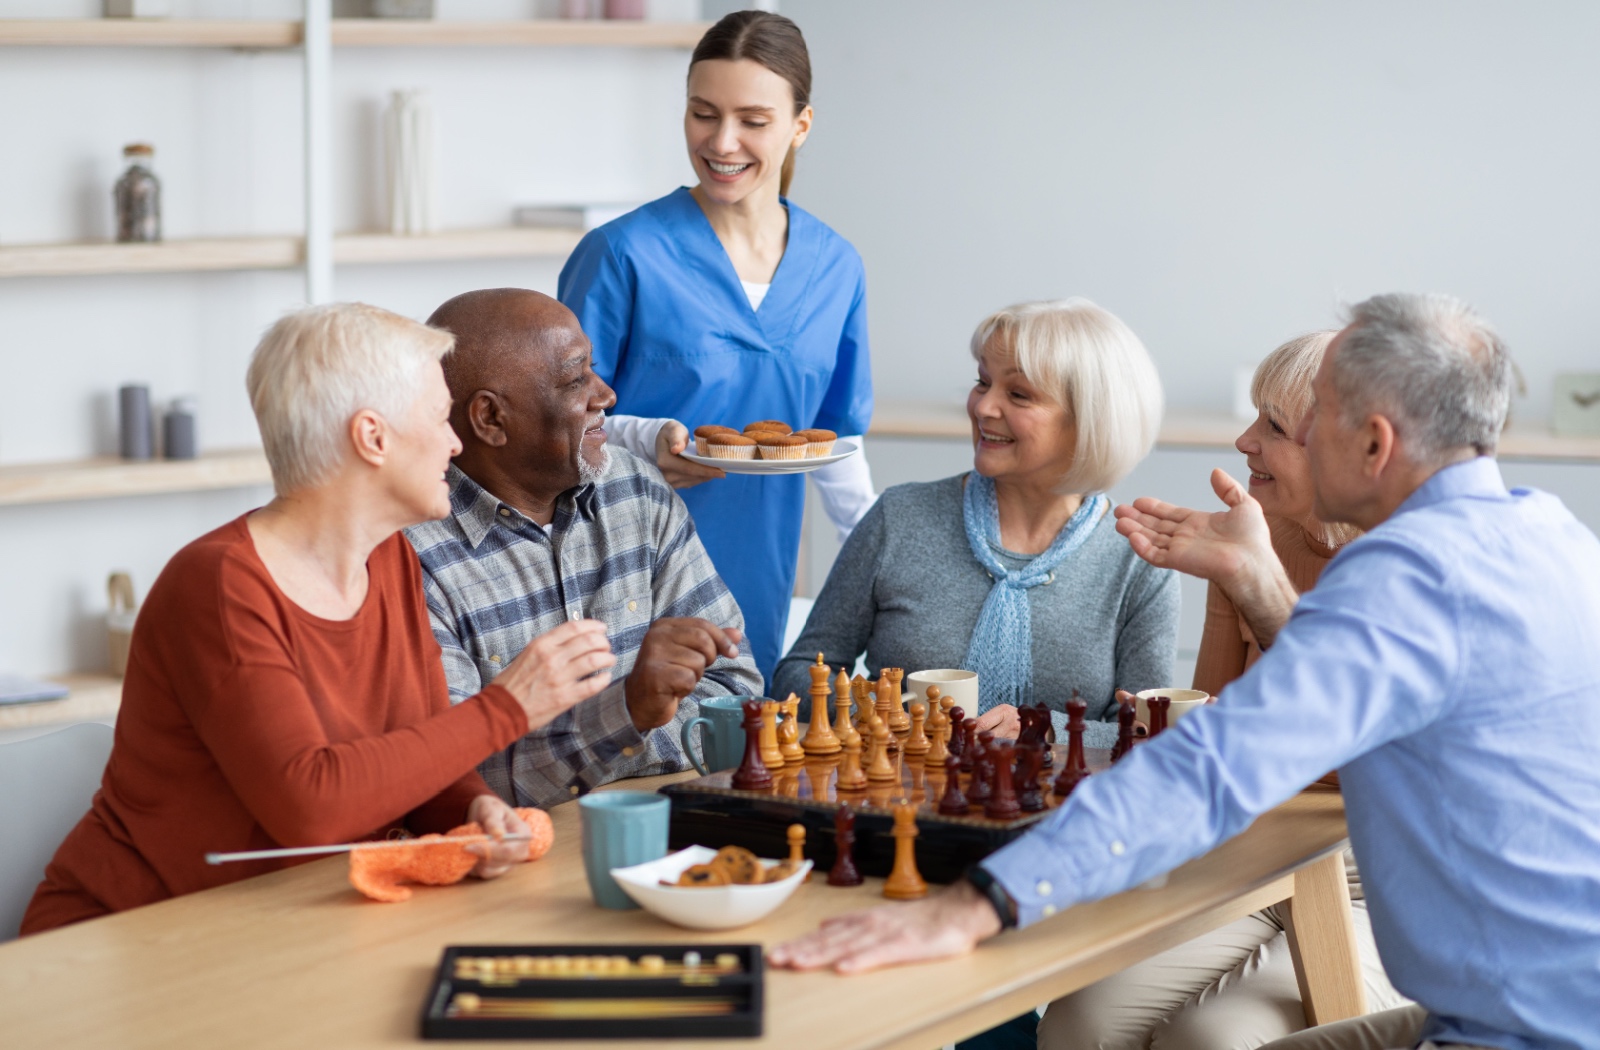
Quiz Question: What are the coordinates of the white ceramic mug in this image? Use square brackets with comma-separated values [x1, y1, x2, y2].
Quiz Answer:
[905, 669, 980, 714]
[1134, 688, 1212, 727]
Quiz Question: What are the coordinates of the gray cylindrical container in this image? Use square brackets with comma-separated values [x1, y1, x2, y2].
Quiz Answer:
[163, 397, 197, 460]
[119, 384, 153, 460]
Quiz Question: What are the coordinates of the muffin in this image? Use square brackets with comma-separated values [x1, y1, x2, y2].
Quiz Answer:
[705, 433, 758, 460]
[756, 433, 809, 460]
[693, 424, 739, 456]
[743, 420, 793, 436]
[794, 428, 838, 457]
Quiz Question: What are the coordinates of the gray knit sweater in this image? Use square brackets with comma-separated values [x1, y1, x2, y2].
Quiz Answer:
[772, 475, 1179, 747]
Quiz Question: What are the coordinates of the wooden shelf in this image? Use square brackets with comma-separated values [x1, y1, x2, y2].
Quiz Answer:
[0, 19, 706, 49]
[0, 228, 584, 279]
[0, 674, 121, 732]
[869, 400, 1600, 463]
[0, 449, 271, 507]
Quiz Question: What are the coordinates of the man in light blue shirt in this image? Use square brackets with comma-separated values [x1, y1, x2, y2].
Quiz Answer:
[772, 293, 1600, 1050]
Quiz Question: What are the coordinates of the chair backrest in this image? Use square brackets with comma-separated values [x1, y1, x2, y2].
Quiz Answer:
[0, 722, 114, 940]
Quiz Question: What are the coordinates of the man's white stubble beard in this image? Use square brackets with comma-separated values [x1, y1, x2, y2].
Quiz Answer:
[577, 445, 611, 486]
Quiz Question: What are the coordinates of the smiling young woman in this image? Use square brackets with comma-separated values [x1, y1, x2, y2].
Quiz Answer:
[558, 11, 876, 683]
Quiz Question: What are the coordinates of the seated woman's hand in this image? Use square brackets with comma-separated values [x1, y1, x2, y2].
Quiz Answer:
[973, 704, 1021, 741]
[495, 619, 618, 732]
[655, 420, 726, 489]
[463, 795, 531, 880]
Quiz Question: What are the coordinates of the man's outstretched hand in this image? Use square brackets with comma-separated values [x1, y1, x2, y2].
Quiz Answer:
[768, 880, 1002, 975]
[1114, 468, 1299, 649]
[625, 618, 742, 732]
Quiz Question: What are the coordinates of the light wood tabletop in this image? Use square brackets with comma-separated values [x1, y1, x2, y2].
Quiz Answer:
[0, 775, 1358, 1050]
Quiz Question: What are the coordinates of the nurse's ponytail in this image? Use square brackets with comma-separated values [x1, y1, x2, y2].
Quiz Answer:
[690, 11, 812, 199]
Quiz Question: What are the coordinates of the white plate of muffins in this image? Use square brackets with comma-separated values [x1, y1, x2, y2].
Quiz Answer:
[680, 421, 859, 474]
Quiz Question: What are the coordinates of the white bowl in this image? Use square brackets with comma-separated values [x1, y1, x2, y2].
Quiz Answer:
[609, 846, 813, 931]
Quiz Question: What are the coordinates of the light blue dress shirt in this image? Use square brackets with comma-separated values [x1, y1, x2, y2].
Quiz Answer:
[982, 458, 1600, 1050]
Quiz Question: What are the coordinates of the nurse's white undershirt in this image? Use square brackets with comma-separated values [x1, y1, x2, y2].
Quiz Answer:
[602, 413, 878, 544]
[740, 280, 771, 312]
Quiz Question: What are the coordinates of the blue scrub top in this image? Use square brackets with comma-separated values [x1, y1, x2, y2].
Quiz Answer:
[559, 187, 873, 683]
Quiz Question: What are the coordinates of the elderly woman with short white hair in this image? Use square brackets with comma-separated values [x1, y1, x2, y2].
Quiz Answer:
[23, 303, 616, 935]
[772, 298, 1178, 742]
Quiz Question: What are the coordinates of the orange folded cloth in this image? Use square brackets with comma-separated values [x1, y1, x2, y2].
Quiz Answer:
[349, 808, 555, 903]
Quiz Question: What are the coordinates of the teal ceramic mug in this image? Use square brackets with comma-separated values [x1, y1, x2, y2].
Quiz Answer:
[578, 791, 670, 910]
[679, 695, 761, 776]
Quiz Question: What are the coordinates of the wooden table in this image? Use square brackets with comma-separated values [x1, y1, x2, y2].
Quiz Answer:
[0, 776, 1361, 1049]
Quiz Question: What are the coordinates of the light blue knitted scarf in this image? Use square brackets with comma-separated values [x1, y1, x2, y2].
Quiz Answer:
[960, 473, 1109, 713]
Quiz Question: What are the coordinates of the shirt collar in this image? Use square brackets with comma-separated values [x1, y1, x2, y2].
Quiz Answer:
[446, 465, 599, 550]
[1393, 456, 1508, 518]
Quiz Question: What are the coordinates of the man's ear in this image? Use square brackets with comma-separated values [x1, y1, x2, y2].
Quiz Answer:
[1363, 414, 1398, 479]
[349, 408, 389, 469]
[467, 390, 510, 448]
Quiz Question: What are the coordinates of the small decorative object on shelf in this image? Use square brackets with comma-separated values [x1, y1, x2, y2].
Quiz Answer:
[104, 0, 172, 17]
[561, 0, 601, 16]
[369, 0, 434, 17]
[163, 397, 197, 460]
[108, 572, 139, 678]
[386, 90, 435, 236]
[604, 0, 645, 18]
[1553, 374, 1600, 437]
[114, 144, 161, 244]
[119, 383, 153, 460]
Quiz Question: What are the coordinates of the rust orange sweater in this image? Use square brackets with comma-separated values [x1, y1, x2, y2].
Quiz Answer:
[21, 517, 528, 935]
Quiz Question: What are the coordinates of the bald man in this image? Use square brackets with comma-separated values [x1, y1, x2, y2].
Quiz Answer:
[405, 289, 763, 808]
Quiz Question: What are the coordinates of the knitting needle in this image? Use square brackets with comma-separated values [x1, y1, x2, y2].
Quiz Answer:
[205, 833, 533, 865]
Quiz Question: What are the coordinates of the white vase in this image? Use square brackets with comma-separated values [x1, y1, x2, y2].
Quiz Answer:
[386, 90, 435, 236]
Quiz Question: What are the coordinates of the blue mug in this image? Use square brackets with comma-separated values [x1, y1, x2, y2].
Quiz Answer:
[680, 695, 763, 776]
[579, 791, 670, 910]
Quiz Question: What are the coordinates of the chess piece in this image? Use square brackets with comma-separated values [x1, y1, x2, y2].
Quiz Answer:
[985, 743, 1022, 820]
[827, 804, 863, 887]
[882, 668, 911, 733]
[786, 823, 809, 879]
[937, 753, 970, 815]
[957, 716, 977, 773]
[802, 653, 841, 755]
[904, 702, 931, 755]
[1034, 702, 1055, 768]
[1053, 694, 1091, 798]
[834, 669, 860, 750]
[873, 678, 891, 729]
[882, 801, 928, 899]
[1015, 743, 1045, 812]
[1149, 695, 1171, 738]
[923, 705, 950, 770]
[758, 699, 784, 769]
[731, 699, 773, 790]
[866, 721, 898, 782]
[835, 734, 869, 791]
[777, 693, 805, 764]
[1111, 697, 1136, 762]
[967, 730, 993, 806]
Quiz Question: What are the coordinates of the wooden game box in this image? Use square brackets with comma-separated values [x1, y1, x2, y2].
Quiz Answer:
[420, 943, 763, 1040]
[662, 743, 1113, 884]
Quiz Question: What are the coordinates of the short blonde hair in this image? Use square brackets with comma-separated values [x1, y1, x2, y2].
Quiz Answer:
[1251, 331, 1337, 432]
[970, 298, 1163, 493]
[246, 302, 453, 495]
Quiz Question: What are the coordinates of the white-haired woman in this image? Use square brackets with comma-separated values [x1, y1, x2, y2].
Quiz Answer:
[772, 299, 1177, 743]
[1036, 332, 1410, 1050]
[22, 304, 615, 935]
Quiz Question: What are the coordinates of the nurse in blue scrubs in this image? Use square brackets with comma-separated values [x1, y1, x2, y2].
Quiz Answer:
[559, 11, 875, 682]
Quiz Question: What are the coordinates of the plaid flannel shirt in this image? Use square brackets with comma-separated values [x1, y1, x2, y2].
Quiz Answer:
[404, 451, 762, 808]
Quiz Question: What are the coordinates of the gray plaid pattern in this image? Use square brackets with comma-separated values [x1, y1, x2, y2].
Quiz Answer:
[405, 450, 762, 808]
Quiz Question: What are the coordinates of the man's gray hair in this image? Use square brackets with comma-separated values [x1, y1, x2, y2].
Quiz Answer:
[1333, 293, 1513, 465]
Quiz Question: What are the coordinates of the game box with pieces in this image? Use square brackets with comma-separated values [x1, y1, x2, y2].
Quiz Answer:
[420, 943, 763, 1040]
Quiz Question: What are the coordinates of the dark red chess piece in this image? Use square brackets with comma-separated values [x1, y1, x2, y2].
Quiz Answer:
[731, 699, 773, 790]
[947, 707, 967, 762]
[1031, 703, 1054, 769]
[1015, 743, 1045, 812]
[967, 730, 994, 805]
[1111, 697, 1136, 762]
[1052, 695, 1091, 798]
[937, 753, 970, 815]
[958, 719, 979, 774]
[984, 743, 1022, 820]
[1149, 695, 1171, 738]
[827, 804, 863, 887]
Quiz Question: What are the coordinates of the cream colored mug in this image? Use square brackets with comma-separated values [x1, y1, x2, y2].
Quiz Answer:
[905, 669, 980, 714]
[1134, 688, 1212, 728]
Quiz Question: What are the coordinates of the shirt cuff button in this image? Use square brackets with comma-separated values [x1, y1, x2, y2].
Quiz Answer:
[1035, 880, 1052, 897]
[1110, 840, 1126, 856]
[1042, 904, 1058, 918]
[569, 785, 581, 796]
[622, 746, 635, 757]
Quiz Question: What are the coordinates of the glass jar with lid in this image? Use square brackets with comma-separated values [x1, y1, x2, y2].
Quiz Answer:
[114, 143, 161, 243]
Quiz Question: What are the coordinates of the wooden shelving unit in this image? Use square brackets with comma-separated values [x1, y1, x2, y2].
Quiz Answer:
[0, 18, 707, 49]
[869, 400, 1600, 464]
[0, 449, 270, 508]
[334, 226, 583, 265]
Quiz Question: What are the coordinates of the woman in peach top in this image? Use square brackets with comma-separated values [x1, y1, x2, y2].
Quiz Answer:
[1038, 333, 1412, 1050]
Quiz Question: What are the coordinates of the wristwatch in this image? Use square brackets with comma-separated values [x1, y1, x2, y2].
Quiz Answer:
[963, 864, 1019, 930]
